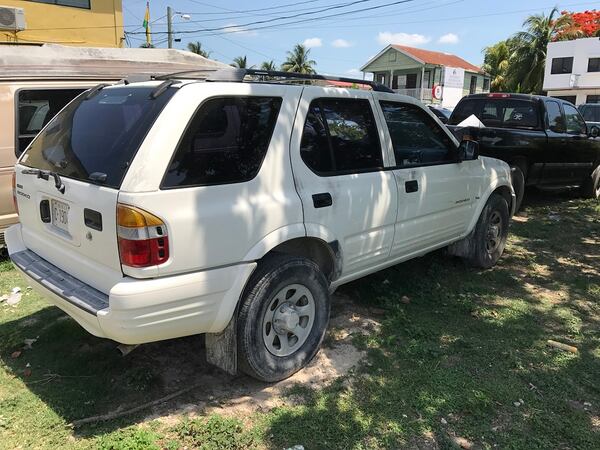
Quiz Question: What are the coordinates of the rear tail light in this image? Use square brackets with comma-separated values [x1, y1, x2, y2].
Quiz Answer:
[117, 204, 169, 268]
[487, 93, 510, 98]
[12, 171, 18, 214]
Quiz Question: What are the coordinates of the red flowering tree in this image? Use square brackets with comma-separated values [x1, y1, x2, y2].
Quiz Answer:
[554, 9, 600, 40]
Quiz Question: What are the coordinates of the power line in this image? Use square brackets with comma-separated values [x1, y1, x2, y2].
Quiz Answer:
[179, 0, 326, 15]
[129, 0, 379, 35]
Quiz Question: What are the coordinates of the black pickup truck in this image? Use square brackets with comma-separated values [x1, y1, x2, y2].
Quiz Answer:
[447, 93, 600, 210]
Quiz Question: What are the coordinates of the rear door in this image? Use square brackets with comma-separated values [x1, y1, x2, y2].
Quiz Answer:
[290, 87, 397, 277]
[15, 84, 175, 293]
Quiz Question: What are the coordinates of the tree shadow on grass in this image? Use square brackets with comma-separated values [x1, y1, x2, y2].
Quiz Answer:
[264, 192, 600, 449]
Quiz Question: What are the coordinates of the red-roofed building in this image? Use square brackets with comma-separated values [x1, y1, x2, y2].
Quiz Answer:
[360, 44, 490, 108]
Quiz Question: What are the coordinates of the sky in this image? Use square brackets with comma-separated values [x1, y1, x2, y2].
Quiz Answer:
[122, 0, 598, 78]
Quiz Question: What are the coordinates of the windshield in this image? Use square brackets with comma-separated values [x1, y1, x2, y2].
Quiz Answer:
[20, 85, 176, 189]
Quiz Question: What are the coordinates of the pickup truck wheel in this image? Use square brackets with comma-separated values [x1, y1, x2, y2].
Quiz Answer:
[468, 193, 509, 269]
[581, 166, 600, 199]
[510, 165, 526, 212]
[237, 254, 330, 382]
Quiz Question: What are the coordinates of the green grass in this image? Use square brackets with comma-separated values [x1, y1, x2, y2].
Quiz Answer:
[1, 191, 599, 449]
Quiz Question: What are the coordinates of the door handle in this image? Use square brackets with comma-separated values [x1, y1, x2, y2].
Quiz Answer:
[312, 192, 333, 208]
[405, 180, 419, 193]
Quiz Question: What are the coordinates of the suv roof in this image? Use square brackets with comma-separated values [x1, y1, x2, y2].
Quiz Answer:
[128, 67, 394, 94]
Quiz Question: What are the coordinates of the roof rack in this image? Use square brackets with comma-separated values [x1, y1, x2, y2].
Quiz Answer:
[155, 67, 394, 93]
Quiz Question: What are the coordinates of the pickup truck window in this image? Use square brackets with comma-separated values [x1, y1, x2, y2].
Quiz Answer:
[563, 104, 587, 135]
[451, 98, 539, 129]
[546, 101, 565, 132]
[300, 98, 383, 175]
[380, 101, 455, 167]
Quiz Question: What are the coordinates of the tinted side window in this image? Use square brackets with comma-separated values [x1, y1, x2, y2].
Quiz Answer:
[300, 98, 383, 175]
[563, 104, 587, 135]
[162, 96, 282, 188]
[380, 101, 455, 167]
[580, 105, 600, 122]
[546, 101, 565, 132]
[16, 89, 85, 156]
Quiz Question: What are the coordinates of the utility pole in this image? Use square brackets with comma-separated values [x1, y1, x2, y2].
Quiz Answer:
[167, 6, 173, 49]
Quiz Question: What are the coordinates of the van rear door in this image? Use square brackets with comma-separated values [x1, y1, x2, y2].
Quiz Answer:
[14, 84, 176, 293]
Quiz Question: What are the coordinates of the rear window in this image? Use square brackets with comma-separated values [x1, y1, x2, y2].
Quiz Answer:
[162, 96, 282, 188]
[21, 86, 175, 189]
[449, 98, 540, 129]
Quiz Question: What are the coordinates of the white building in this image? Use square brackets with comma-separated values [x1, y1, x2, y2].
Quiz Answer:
[543, 37, 600, 105]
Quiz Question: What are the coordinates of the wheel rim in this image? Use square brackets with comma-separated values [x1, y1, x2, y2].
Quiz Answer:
[485, 210, 503, 254]
[262, 283, 316, 357]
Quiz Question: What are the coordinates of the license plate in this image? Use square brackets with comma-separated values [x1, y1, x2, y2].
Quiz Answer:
[51, 199, 70, 233]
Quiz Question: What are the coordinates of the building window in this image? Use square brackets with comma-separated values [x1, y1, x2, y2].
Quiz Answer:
[550, 57, 574, 74]
[389, 51, 396, 62]
[27, 0, 91, 9]
[469, 75, 477, 94]
[588, 58, 600, 73]
[405, 73, 417, 89]
[483, 78, 490, 91]
[586, 95, 600, 104]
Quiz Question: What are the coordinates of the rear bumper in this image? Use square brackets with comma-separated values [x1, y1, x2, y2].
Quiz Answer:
[6, 224, 256, 344]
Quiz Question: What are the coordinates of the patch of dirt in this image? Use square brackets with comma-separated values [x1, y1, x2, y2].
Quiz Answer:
[138, 294, 377, 423]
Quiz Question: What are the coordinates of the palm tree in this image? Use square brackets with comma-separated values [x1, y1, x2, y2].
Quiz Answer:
[260, 60, 277, 71]
[482, 40, 512, 92]
[281, 44, 316, 74]
[187, 41, 211, 58]
[509, 8, 574, 93]
[231, 55, 250, 69]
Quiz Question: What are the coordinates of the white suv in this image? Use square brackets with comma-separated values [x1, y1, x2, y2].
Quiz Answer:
[7, 70, 515, 382]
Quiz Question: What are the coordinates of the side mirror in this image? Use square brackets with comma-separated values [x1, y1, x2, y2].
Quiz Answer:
[590, 126, 599, 138]
[457, 139, 479, 162]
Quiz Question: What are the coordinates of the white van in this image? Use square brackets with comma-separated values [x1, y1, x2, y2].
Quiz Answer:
[0, 44, 227, 247]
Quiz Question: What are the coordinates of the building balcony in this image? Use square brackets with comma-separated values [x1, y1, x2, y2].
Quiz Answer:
[393, 87, 433, 102]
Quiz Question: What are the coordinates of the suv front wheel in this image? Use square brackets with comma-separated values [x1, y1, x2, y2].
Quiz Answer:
[237, 254, 331, 382]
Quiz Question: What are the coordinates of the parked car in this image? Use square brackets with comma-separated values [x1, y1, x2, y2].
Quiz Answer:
[447, 93, 600, 210]
[7, 70, 515, 382]
[0, 44, 227, 250]
[579, 103, 600, 137]
[427, 105, 452, 124]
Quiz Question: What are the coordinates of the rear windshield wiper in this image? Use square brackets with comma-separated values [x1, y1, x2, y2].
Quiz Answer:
[21, 168, 65, 194]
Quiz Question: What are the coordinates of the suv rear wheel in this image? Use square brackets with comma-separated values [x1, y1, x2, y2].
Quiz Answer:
[467, 193, 510, 269]
[237, 254, 331, 382]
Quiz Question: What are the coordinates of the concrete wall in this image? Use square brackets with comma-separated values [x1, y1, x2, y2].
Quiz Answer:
[0, 0, 124, 47]
[543, 37, 600, 104]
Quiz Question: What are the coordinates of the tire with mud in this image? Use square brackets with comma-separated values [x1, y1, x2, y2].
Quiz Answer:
[466, 193, 510, 269]
[237, 254, 331, 382]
